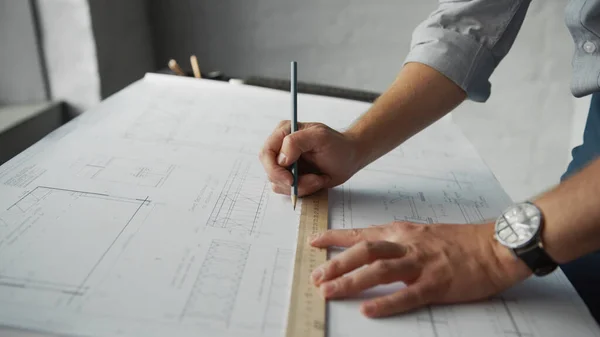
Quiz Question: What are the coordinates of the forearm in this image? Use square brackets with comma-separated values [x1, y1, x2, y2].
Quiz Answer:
[345, 62, 466, 169]
[535, 157, 600, 263]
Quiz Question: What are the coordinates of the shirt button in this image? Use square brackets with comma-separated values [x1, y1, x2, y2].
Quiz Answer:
[583, 41, 596, 54]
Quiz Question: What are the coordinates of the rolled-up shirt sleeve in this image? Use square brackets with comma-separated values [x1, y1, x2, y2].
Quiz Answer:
[404, 0, 532, 102]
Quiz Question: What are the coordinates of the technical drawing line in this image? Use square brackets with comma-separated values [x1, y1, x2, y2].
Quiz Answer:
[0, 281, 84, 296]
[250, 182, 268, 235]
[427, 306, 440, 337]
[37, 186, 110, 197]
[330, 186, 348, 229]
[207, 165, 239, 227]
[501, 296, 526, 337]
[69, 196, 149, 303]
[364, 168, 466, 185]
[78, 157, 176, 188]
[1, 217, 33, 251]
[179, 240, 250, 325]
[261, 254, 279, 333]
[429, 204, 439, 223]
[261, 248, 293, 333]
[6, 188, 36, 211]
[475, 206, 485, 222]
[206, 160, 268, 235]
[457, 201, 469, 224]
[451, 172, 462, 190]
[0, 275, 88, 289]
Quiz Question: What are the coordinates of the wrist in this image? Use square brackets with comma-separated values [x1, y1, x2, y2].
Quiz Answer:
[486, 222, 533, 281]
[343, 127, 374, 171]
[533, 197, 575, 264]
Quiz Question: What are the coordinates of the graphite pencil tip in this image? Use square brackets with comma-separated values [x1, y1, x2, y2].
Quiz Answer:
[291, 195, 297, 210]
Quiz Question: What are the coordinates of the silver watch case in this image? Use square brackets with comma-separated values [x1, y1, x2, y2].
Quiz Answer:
[494, 202, 542, 249]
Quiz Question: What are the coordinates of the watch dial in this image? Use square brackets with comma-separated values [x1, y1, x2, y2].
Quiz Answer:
[495, 203, 541, 248]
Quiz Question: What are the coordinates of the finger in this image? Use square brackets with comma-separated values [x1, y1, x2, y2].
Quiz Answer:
[271, 183, 290, 195]
[320, 257, 420, 299]
[271, 174, 330, 196]
[360, 283, 430, 318]
[278, 128, 322, 167]
[297, 174, 331, 197]
[259, 121, 293, 185]
[309, 227, 386, 248]
[311, 241, 406, 286]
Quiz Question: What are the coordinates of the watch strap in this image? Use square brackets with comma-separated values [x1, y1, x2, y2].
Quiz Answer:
[516, 244, 558, 276]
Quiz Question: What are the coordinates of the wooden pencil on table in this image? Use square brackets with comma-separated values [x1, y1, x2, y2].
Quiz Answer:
[168, 59, 185, 76]
[190, 55, 202, 79]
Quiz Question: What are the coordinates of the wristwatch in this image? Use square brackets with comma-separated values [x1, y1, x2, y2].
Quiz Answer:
[493, 202, 558, 276]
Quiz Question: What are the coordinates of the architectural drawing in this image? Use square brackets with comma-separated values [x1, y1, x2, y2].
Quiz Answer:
[0, 186, 148, 303]
[180, 240, 250, 325]
[125, 103, 192, 143]
[262, 248, 293, 334]
[123, 91, 273, 155]
[330, 169, 498, 230]
[74, 155, 175, 188]
[0, 74, 598, 337]
[207, 159, 269, 236]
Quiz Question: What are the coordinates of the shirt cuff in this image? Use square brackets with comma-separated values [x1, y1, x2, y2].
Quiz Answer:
[403, 27, 497, 103]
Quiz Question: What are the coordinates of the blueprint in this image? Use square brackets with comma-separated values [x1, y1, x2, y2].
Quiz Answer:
[0, 73, 598, 337]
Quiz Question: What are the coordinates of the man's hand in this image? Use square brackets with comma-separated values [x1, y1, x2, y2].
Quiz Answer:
[259, 121, 363, 196]
[309, 222, 532, 318]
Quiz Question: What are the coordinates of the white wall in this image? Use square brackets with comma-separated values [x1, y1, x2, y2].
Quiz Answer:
[34, 0, 155, 115]
[36, 0, 101, 114]
[452, 1, 575, 201]
[0, 0, 48, 104]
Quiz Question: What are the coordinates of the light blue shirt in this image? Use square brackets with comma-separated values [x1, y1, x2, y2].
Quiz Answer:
[404, 0, 600, 102]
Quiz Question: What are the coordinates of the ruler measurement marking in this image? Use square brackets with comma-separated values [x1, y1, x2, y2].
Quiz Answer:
[285, 189, 328, 337]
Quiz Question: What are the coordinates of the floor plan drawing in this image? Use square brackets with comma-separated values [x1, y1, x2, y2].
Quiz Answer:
[0, 186, 149, 306]
[0, 74, 598, 337]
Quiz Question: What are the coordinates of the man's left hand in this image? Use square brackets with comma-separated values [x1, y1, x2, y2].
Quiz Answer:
[309, 221, 532, 318]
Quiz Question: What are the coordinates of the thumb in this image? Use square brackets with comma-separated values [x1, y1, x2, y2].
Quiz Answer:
[277, 129, 321, 166]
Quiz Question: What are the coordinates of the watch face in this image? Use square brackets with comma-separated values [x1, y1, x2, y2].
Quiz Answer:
[494, 202, 541, 249]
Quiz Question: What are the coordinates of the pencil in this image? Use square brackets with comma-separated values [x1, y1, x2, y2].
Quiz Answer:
[290, 61, 298, 210]
[190, 55, 202, 79]
[168, 59, 185, 76]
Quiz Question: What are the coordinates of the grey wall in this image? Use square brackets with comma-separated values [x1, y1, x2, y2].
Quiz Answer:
[88, 0, 155, 98]
[149, 0, 430, 91]
[0, 0, 48, 105]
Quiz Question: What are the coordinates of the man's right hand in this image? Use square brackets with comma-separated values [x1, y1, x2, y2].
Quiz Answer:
[259, 121, 363, 197]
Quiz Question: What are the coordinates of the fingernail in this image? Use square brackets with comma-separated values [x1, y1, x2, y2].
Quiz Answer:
[308, 233, 319, 243]
[311, 268, 324, 283]
[277, 153, 287, 165]
[320, 282, 336, 297]
[362, 303, 376, 316]
[314, 178, 323, 187]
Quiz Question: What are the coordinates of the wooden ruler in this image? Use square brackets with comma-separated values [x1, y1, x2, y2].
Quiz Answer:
[285, 189, 328, 337]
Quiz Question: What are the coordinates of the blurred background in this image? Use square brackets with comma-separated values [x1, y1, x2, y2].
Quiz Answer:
[0, 0, 587, 202]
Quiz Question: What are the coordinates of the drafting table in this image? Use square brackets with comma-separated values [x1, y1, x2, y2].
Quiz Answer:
[0, 74, 598, 337]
